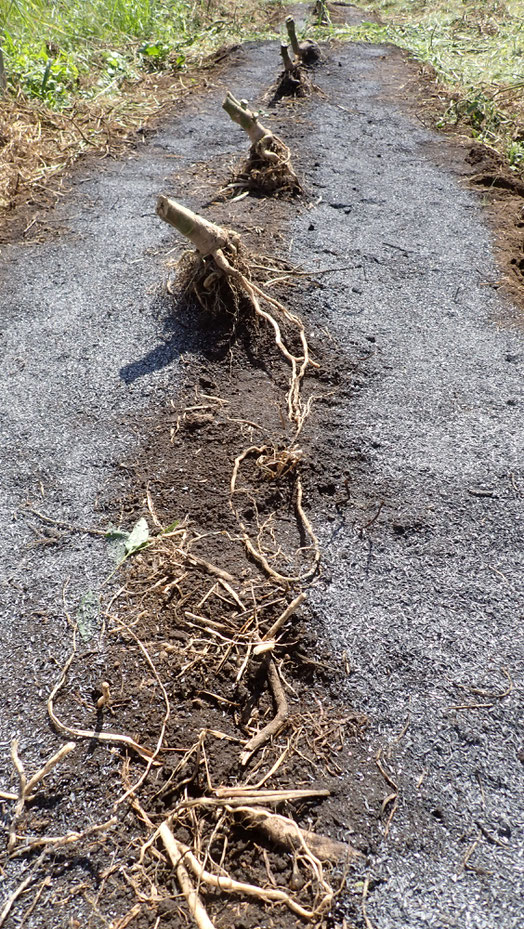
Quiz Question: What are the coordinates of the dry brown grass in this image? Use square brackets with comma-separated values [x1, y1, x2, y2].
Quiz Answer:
[0, 69, 198, 238]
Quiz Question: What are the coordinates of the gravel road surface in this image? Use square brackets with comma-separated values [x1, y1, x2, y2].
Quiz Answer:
[0, 31, 522, 929]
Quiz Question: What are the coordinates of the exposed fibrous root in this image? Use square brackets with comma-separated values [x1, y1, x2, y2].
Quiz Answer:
[157, 196, 315, 430]
[6, 739, 77, 851]
[222, 91, 301, 196]
[264, 591, 306, 640]
[230, 444, 302, 495]
[285, 16, 322, 66]
[231, 446, 321, 584]
[47, 649, 156, 763]
[159, 823, 333, 921]
[0, 818, 117, 927]
[159, 827, 217, 929]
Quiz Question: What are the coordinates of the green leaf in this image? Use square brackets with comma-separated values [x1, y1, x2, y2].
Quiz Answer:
[105, 518, 150, 564]
[124, 517, 150, 555]
[105, 528, 129, 541]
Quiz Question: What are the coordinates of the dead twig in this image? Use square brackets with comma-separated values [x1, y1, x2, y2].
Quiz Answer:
[240, 658, 289, 765]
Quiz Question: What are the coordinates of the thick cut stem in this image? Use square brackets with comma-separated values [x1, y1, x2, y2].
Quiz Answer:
[280, 43, 294, 73]
[222, 91, 269, 146]
[285, 15, 321, 65]
[156, 196, 230, 256]
[285, 16, 301, 58]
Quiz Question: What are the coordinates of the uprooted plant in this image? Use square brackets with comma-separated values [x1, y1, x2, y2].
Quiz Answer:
[285, 15, 322, 66]
[267, 43, 314, 103]
[313, 0, 332, 27]
[156, 195, 314, 433]
[1, 508, 364, 929]
[222, 90, 301, 195]
[0, 163, 366, 926]
[114, 519, 364, 926]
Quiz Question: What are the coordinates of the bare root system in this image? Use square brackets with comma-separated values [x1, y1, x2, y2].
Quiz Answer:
[0, 174, 359, 925]
[240, 135, 302, 196]
[1, 503, 365, 927]
[177, 241, 315, 434]
[266, 66, 314, 105]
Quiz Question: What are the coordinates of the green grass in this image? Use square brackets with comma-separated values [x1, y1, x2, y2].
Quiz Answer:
[312, 0, 524, 171]
[0, 0, 278, 106]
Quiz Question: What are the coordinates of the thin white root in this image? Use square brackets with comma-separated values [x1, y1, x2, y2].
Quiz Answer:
[214, 787, 330, 801]
[240, 529, 298, 586]
[160, 823, 216, 929]
[185, 552, 238, 585]
[24, 742, 76, 798]
[0, 856, 44, 928]
[8, 740, 27, 852]
[47, 652, 155, 762]
[11, 816, 117, 857]
[172, 789, 331, 815]
[264, 592, 306, 640]
[230, 445, 267, 495]
[296, 475, 321, 572]
[7, 741, 76, 852]
[159, 824, 325, 920]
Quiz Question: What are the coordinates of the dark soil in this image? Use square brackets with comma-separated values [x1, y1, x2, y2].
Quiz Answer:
[0, 8, 522, 929]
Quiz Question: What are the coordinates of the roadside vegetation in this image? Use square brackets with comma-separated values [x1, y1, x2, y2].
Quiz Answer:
[1, 0, 523, 233]
[319, 0, 524, 174]
[0, 0, 276, 223]
[0, 0, 278, 106]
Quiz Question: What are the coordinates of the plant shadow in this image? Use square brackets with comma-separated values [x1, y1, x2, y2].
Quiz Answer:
[119, 287, 275, 384]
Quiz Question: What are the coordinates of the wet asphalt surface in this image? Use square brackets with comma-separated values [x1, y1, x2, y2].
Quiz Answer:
[0, 29, 522, 929]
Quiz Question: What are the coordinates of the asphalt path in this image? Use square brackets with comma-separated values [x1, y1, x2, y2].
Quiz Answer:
[0, 35, 522, 929]
[293, 42, 523, 929]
